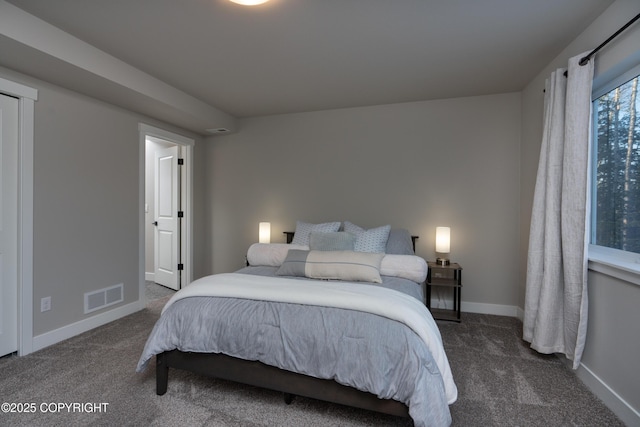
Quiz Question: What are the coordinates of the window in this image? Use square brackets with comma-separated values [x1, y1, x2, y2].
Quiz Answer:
[591, 71, 640, 254]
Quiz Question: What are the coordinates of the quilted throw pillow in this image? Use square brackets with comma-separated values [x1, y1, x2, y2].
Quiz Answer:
[343, 221, 391, 253]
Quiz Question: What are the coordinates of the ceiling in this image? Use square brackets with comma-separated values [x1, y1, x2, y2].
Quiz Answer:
[2, 0, 614, 123]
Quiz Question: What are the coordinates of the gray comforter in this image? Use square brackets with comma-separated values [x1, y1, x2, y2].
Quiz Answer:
[137, 268, 452, 427]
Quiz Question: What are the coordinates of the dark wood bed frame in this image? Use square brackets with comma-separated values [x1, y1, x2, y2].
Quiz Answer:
[156, 350, 409, 417]
[155, 231, 420, 420]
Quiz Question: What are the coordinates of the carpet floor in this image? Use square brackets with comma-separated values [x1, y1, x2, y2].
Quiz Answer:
[0, 285, 624, 426]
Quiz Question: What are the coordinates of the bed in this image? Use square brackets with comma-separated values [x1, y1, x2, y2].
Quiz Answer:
[137, 222, 457, 427]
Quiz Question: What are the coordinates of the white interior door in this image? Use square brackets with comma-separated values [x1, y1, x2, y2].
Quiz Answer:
[154, 145, 180, 290]
[0, 93, 19, 357]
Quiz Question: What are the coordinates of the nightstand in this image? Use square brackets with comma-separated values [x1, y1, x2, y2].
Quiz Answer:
[426, 261, 462, 322]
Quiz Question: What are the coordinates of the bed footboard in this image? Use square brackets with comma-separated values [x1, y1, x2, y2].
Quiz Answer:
[155, 350, 409, 418]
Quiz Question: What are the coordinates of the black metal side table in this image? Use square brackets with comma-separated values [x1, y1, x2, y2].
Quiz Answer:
[426, 261, 462, 322]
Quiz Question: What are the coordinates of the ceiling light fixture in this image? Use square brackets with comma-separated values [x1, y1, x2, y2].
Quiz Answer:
[228, 0, 270, 5]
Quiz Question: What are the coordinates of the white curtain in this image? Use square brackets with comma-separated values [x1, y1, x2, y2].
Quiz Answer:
[524, 52, 594, 369]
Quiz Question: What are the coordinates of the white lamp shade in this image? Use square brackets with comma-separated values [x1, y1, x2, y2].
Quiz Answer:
[435, 227, 450, 253]
[259, 222, 271, 243]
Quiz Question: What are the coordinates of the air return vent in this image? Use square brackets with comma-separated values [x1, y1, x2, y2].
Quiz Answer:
[206, 128, 230, 134]
[84, 283, 124, 314]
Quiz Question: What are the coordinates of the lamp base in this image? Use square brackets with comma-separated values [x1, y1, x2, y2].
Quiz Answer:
[436, 257, 450, 266]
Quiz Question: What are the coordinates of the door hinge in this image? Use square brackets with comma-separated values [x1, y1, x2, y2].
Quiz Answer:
[178, 263, 184, 271]
[177, 211, 184, 218]
[178, 158, 184, 165]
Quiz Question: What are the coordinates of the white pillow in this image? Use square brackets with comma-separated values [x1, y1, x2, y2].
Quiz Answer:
[380, 254, 428, 283]
[343, 221, 391, 253]
[290, 221, 341, 245]
[246, 243, 308, 267]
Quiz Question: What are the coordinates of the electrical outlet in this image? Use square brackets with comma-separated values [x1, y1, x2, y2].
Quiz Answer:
[41, 296, 51, 312]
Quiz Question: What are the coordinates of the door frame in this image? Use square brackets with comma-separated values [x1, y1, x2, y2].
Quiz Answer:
[0, 77, 37, 356]
[0, 93, 19, 357]
[138, 124, 194, 304]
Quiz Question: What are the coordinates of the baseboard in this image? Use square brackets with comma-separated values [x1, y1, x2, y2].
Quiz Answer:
[428, 294, 520, 318]
[460, 301, 519, 317]
[573, 360, 640, 426]
[145, 272, 155, 281]
[32, 300, 144, 353]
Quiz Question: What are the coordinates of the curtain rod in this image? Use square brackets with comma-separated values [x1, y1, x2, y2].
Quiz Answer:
[554, 12, 640, 80]
[579, 12, 640, 66]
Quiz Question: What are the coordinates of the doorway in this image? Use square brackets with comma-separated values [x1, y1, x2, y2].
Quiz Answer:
[139, 125, 193, 299]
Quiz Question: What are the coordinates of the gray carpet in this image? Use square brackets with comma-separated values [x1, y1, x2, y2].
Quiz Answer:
[145, 280, 177, 301]
[0, 286, 624, 426]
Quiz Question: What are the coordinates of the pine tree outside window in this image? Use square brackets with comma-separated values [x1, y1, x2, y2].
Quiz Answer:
[592, 72, 640, 254]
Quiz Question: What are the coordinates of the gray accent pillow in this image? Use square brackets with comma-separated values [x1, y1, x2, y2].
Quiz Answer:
[343, 221, 391, 253]
[386, 228, 415, 255]
[290, 221, 341, 246]
[309, 231, 356, 251]
[275, 249, 309, 276]
[276, 249, 383, 283]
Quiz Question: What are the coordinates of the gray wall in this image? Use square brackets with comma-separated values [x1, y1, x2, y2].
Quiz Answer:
[204, 92, 522, 312]
[2, 0, 637, 419]
[519, 0, 640, 421]
[32, 78, 138, 336]
[0, 65, 203, 337]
